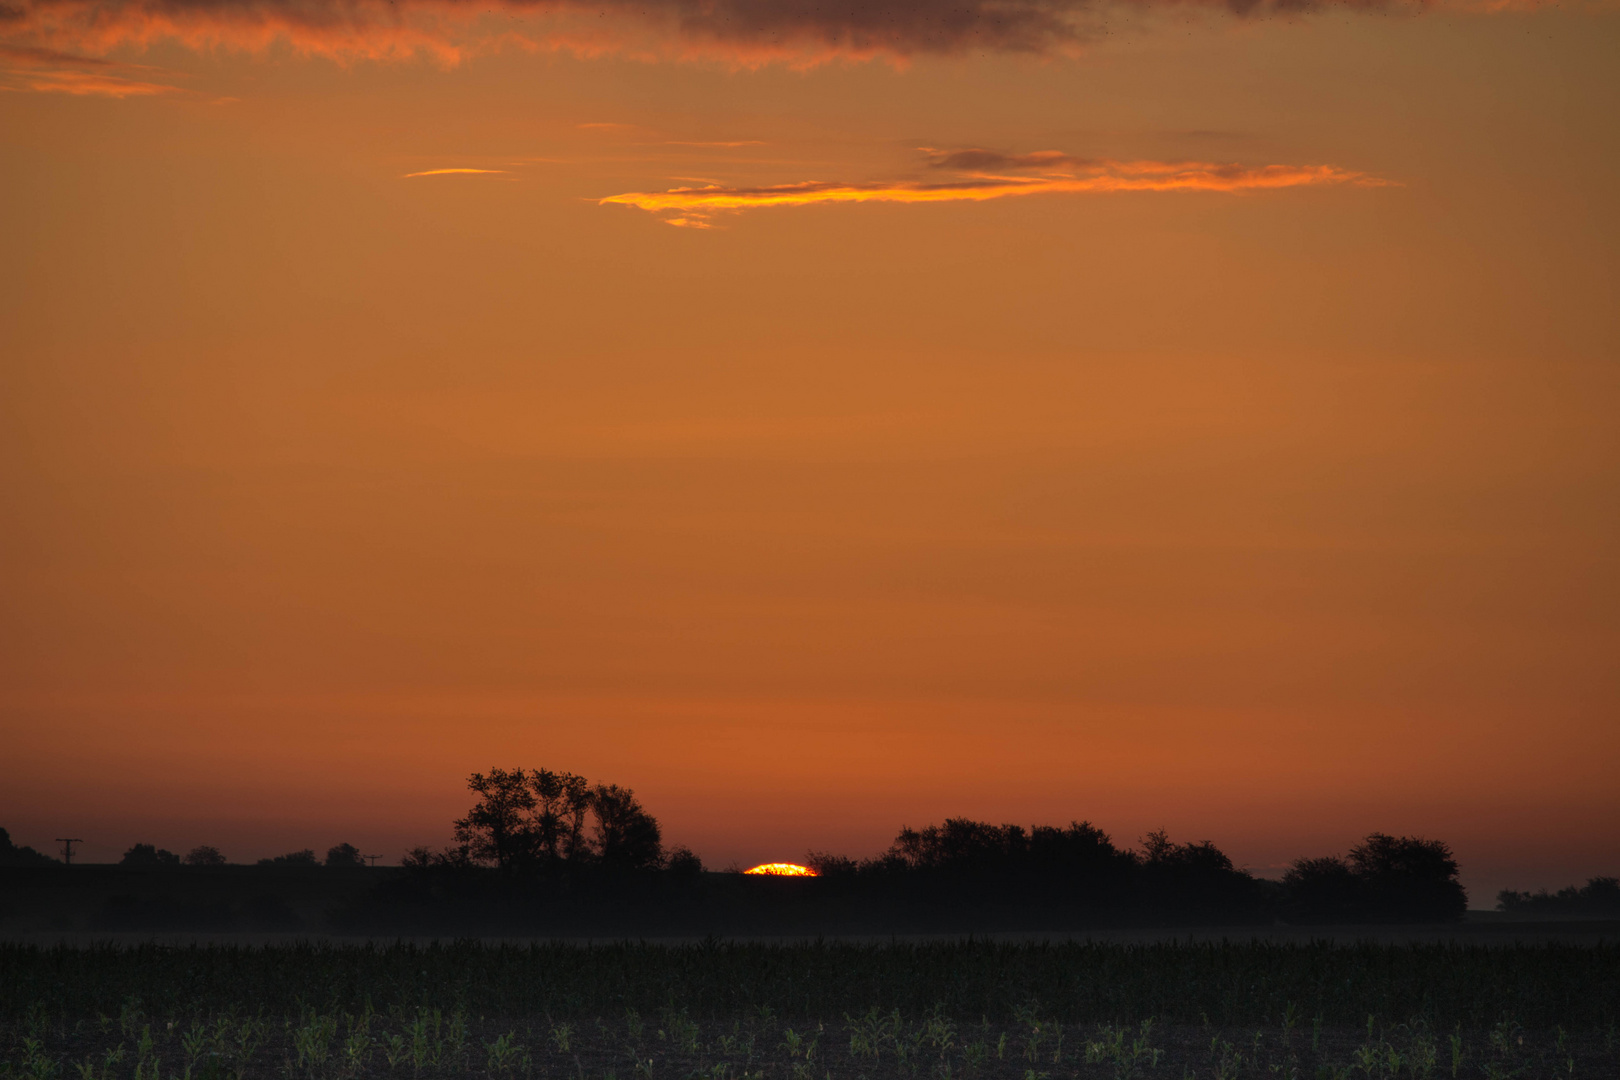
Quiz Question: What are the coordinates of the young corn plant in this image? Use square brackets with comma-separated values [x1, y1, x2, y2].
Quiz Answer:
[291, 1014, 337, 1074]
[483, 1032, 523, 1075]
[846, 1008, 898, 1060]
[382, 1032, 409, 1071]
[339, 1029, 372, 1077]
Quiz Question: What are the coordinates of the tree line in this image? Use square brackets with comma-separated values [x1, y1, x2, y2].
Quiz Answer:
[0, 830, 372, 869]
[7, 765, 1613, 928]
[434, 767, 1470, 923]
[798, 816, 1468, 923]
[113, 842, 372, 867]
[1497, 876, 1620, 917]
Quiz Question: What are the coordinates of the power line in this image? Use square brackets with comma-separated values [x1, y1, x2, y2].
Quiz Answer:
[55, 838, 84, 865]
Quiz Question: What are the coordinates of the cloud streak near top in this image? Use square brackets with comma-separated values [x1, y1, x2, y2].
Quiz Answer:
[0, 0, 1566, 71]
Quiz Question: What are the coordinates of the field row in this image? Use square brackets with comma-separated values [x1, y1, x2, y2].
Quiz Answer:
[2, 941, 1617, 1028]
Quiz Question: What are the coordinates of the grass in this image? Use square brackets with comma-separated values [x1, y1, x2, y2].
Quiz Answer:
[1, 941, 1617, 1078]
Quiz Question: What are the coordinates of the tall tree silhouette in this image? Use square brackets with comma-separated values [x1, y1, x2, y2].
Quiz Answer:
[590, 784, 663, 869]
[532, 770, 592, 864]
[454, 768, 538, 868]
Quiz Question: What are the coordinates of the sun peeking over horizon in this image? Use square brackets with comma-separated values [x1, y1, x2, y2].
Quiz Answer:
[744, 863, 818, 877]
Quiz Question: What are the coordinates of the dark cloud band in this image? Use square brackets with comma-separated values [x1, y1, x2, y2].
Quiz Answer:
[0, 0, 1542, 68]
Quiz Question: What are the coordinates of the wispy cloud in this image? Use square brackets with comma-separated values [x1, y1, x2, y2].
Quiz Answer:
[0, 44, 117, 67]
[9, 69, 181, 94]
[663, 140, 769, 148]
[0, 43, 184, 95]
[403, 167, 511, 177]
[0, 0, 1569, 73]
[600, 154, 1391, 225]
[925, 148, 1094, 171]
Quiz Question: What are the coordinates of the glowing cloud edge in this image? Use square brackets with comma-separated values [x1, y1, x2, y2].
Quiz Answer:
[600, 161, 1393, 224]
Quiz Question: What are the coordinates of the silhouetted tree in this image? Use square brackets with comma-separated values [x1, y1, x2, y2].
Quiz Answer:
[1028, 822, 1132, 875]
[888, 819, 1029, 873]
[454, 768, 538, 868]
[1140, 829, 1175, 865]
[1497, 876, 1620, 917]
[121, 843, 180, 867]
[590, 784, 663, 869]
[1141, 835, 1234, 875]
[866, 818, 1137, 884]
[1348, 833, 1467, 922]
[326, 843, 364, 868]
[258, 849, 318, 866]
[1136, 830, 1258, 918]
[531, 769, 592, 864]
[184, 845, 227, 866]
[0, 828, 57, 866]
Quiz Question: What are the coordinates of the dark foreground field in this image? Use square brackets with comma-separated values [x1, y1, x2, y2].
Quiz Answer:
[3, 940, 1618, 1079]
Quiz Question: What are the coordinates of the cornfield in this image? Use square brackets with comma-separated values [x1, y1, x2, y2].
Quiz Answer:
[2, 940, 1616, 1079]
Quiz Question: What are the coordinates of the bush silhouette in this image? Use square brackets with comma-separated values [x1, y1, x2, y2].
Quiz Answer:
[0, 828, 56, 867]
[326, 843, 365, 868]
[257, 849, 318, 867]
[1282, 834, 1466, 923]
[184, 845, 227, 866]
[1281, 856, 1363, 922]
[665, 846, 704, 876]
[121, 843, 181, 867]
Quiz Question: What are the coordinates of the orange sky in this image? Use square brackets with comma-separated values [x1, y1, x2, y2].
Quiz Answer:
[1, 0, 1617, 901]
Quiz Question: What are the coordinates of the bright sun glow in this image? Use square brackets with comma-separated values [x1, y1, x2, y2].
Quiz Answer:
[744, 863, 817, 876]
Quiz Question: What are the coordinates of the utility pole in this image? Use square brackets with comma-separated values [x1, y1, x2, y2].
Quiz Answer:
[364, 854, 381, 867]
[55, 838, 84, 865]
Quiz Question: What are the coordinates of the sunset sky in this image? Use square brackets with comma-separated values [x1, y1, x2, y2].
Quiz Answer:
[2, 0, 1617, 901]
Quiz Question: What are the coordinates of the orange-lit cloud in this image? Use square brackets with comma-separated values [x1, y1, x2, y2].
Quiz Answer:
[601, 156, 1388, 225]
[0, 0, 1575, 72]
[403, 167, 510, 177]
